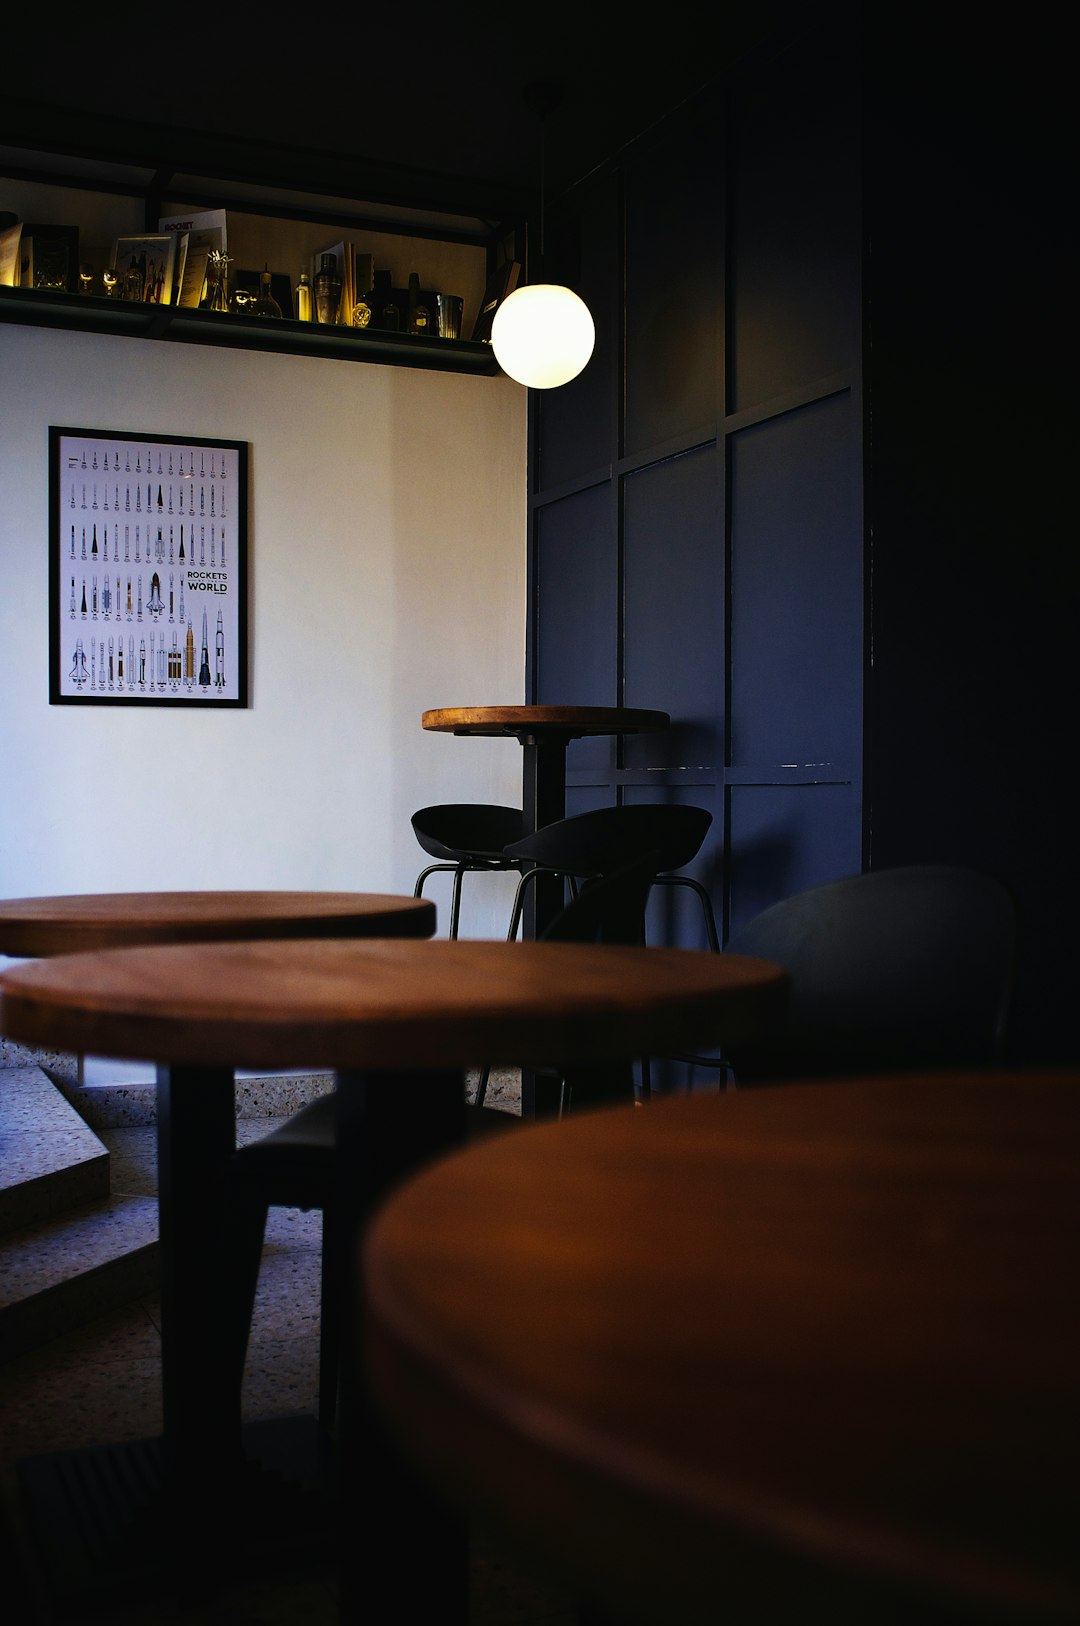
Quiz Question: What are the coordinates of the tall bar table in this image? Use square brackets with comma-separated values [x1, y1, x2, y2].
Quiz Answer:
[422, 707, 674, 1116]
[0, 934, 787, 1621]
[421, 705, 670, 936]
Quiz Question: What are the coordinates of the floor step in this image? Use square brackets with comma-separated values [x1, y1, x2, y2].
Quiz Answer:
[0, 1192, 158, 1363]
[0, 1067, 110, 1235]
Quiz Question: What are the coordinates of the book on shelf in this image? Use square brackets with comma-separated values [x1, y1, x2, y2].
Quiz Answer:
[471, 259, 521, 343]
[0, 219, 22, 287]
[175, 241, 212, 308]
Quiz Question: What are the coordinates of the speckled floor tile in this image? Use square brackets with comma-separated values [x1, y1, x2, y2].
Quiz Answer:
[0, 1197, 157, 1306]
[0, 1068, 109, 1229]
[0, 1069, 575, 1625]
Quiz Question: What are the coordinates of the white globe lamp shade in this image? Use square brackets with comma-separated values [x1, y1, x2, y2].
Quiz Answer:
[490, 283, 595, 388]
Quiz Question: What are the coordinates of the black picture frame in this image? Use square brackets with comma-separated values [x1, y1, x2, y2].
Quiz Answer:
[49, 427, 249, 707]
[21, 222, 80, 292]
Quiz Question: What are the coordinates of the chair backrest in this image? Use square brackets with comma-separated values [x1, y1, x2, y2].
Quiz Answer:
[505, 803, 712, 879]
[539, 852, 659, 946]
[723, 864, 1019, 1083]
[411, 804, 526, 863]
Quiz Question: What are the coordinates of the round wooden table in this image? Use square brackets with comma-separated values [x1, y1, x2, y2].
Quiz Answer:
[423, 705, 670, 830]
[0, 888, 436, 956]
[0, 936, 786, 1621]
[364, 1070, 1080, 1626]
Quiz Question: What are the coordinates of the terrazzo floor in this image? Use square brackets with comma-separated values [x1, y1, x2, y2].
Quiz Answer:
[0, 1069, 581, 1626]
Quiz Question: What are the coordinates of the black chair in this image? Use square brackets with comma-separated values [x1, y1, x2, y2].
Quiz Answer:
[719, 863, 1019, 1085]
[411, 803, 528, 938]
[474, 847, 665, 1110]
[503, 803, 720, 951]
[226, 855, 659, 1432]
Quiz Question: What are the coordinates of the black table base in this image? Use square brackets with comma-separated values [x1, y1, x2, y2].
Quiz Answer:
[15, 1415, 335, 1613]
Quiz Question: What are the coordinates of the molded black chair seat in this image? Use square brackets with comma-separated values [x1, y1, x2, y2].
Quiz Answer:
[720, 863, 1019, 1085]
[229, 1094, 518, 1433]
[503, 802, 720, 951]
[412, 803, 528, 938]
[227, 856, 659, 1431]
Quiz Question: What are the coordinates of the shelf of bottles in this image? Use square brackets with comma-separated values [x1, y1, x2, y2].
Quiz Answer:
[0, 282, 500, 375]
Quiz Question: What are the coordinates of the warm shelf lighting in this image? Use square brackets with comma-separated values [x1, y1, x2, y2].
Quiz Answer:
[491, 283, 595, 389]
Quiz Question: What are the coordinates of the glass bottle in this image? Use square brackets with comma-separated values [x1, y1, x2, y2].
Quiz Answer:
[251, 264, 282, 318]
[407, 271, 431, 335]
[313, 252, 341, 325]
[121, 254, 144, 302]
[351, 257, 373, 329]
[372, 269, 399, 331]
[295, 268, 313, 322]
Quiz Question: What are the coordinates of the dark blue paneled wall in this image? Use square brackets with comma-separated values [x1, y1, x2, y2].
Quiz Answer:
[528, 17, 864, 995]
[527, 5, 1075, 1066]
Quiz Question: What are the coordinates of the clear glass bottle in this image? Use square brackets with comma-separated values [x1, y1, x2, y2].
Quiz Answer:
[313, 252, 341, 324]
[121, 254, 144, 302]
[295, 268, 313, 322]
[251, 265, 282, 318]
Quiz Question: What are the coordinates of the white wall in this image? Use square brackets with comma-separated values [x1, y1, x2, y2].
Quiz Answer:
[0, 324, 528, 939]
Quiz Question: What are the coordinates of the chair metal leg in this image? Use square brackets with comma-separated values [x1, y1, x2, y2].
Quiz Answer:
[414, 861, 457, 900]
[653, 873, 721, 952]
[449, 866, 465, 940]
[507, 865, 576, 942]
[506, 869, 533, 941]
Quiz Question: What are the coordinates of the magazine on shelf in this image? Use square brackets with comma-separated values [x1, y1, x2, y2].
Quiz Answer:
[0, 220, 22, 287]
[471, 259, 520, 343]
[158, 208, 226, 277]
[174, 238, 213, 308]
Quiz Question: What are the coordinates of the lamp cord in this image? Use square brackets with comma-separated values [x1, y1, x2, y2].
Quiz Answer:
[524, 81, 562, 280]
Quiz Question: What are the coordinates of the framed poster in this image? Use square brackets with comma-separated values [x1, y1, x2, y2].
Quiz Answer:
[49, 427, 248, 707]
[110, 234, 178, 303]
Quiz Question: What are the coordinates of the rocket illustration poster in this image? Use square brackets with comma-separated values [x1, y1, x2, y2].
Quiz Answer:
[49, 427, 248, 707]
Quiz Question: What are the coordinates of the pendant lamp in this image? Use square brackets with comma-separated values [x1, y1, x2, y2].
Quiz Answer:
[491, 84, 595, 390]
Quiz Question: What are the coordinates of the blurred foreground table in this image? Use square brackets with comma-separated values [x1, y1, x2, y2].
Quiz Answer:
[364, 1070, 1080, 1626]
[0, 935, 785, 1621]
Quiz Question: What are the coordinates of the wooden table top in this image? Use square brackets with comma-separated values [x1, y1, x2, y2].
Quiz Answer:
[0, 889, 435, 958]
[363, 1071, 1080, 1626]
[422, 705, 670, 738]
[0, 939, 786, 1074]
